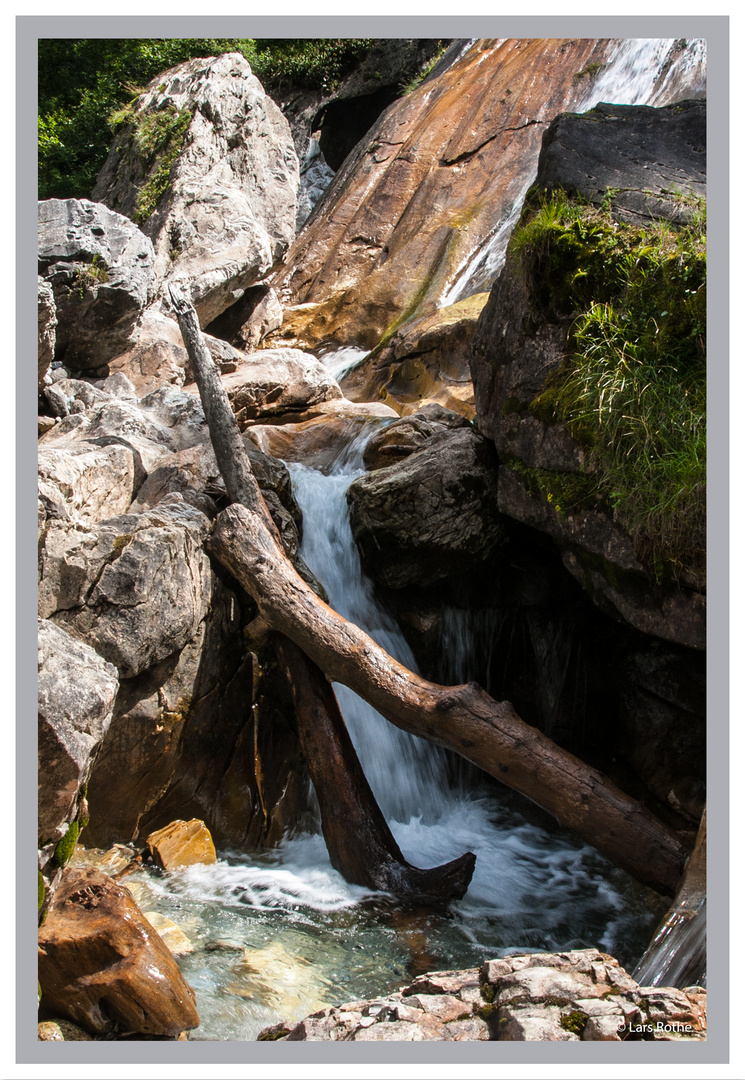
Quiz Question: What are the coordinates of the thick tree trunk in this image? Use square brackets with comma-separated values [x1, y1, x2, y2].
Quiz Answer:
[172, 288, 687, 898]
[170, 287, 474, 902]
[275, 637, 475, 901]
[209, 502, 687, 897]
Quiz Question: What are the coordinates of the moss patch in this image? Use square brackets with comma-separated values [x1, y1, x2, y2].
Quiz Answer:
[508, 189, 706, 582]
[111, 100, 195, 225]
[52, 821, 80, 869]
[560, 1009, 588, 1035]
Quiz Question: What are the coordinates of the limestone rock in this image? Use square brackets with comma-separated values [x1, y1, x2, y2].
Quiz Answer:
[38, 199, 155, 370]
[38, 1019, 94, 1040]
[347, 421, 506, 588]
[38, 277, 57, 389]
[220, 347, 343, 424]
[37, 619, 119, 846]
[38, 442, 137, 528]
[40, 500, 212, 678]
[204, 284, 283, 352]
[536, 100, 706, 226]
[145, 818, 217, 869]
[105, 308, 189, 396]
[38, 867, 199, 1036]
[258, 949, 706, 1042]
[92, 53, 299, 327]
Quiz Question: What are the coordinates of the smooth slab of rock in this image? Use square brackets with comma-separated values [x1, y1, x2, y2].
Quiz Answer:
[145, 818, 217, 869]
[220, 348, 343, 423]
[38, 867, 199, 1036]
[93, 53, 299, 326]
[38, 619, 119, 845]
[38, 199, 155, 370]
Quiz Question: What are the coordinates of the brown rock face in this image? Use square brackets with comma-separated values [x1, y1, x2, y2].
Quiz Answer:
[38, 868, 199, 1036]
[145, 818, 217, 869]
[273, 38, 614, 351]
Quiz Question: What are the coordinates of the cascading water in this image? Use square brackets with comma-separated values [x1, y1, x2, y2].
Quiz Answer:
[437, 37, 707, 307]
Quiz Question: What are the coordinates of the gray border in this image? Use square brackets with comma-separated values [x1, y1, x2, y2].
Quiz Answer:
[19, 13, 729, 1070]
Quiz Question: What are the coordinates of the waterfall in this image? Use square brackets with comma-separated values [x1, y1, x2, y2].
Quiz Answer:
[633, 898, 707, 989]
[437, 37, 707, 308]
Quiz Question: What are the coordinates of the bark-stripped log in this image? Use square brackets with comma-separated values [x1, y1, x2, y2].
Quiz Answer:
[208, 501, 687, 897]
[276, 637, 475, 901]
[170, 287, 475, 902]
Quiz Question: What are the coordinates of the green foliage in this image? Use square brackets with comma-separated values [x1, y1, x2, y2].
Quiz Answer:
[400, 42, 449, 94]
[513, 190, 706, 582]
[38, 870, 46, 911]
[39, 38, 377, 200]
[560, 1009, 588, 1034]
[127, 104, 194, 224]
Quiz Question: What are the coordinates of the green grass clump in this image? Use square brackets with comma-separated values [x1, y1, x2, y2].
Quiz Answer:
[512, 190, 706, 583]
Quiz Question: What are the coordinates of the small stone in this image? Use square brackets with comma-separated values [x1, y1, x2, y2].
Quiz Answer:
[146, 819, 216, 870]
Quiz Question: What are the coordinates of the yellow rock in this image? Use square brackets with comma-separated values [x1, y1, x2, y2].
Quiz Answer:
[145, 818, 217, 870]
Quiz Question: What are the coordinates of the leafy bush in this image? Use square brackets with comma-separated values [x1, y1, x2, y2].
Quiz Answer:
[38, 37, 377, 200]
[511, 190, 706, 583]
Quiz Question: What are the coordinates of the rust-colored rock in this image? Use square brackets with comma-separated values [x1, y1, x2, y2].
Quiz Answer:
[272, 39, 615, 351]
[145, 818, 217, 870]
[38, 867, 199, 1036]
[341, 292, 488, 418]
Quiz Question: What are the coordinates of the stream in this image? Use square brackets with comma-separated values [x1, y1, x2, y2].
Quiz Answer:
[80, 425, 667, 1041]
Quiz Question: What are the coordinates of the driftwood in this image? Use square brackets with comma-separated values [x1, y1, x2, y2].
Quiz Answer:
[171, 288, 687, 898]
[170, 287, 475, 902]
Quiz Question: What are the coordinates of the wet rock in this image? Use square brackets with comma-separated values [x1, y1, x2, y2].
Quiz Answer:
[38, 199, 156, 370]
[360, 403, 470, 470]
[347, 422, 506, 588]
[273, 39, 616, 351]
[37, 619, 118, 847]
[38, 867, 199, 1036]
[221, 347, 343, 424]
[145, 818, 217, 869]
[342, 293, 489, 419]
[246, 400, 397, 470]
[142, 912, 195, 957]
[93, 53, 299, 327]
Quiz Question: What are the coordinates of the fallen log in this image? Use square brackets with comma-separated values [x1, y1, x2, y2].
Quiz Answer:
[276, 637, 475, 902]
[170, 286, 475, 903]
[170, 287, 687, 897]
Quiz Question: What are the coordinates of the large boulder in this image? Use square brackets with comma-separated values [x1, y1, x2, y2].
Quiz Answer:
[92, 53, 299, 327]
[347, 412, 507, 588]
[536, 100, 706, 226]
[219, 347, 343, 425]
[38, 867, 199, 1036]
[38, 199, 156, 371]
[39, 499, 212, 678]
[38, 443, 138, 528]
[38, 619, 119, 847]
[470, 100, 707, 649]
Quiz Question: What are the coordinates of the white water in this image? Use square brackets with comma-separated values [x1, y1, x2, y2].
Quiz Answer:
[317, 345, 369, 381]
[437, 37, 707, 308]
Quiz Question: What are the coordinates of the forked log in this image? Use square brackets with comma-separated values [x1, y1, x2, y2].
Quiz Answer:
[276, 637, 475, 902]
[170, 286, 475, 902]
[171, 288, 687, 898]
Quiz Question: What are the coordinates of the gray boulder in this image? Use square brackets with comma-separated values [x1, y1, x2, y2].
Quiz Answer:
[38, 199, 156, 371]
[38, 619, 119, 845]
[536, 100, 706, 226]
[38, 443, 137, 529]
[38, 277, 57, 389]
[40, 499, 212, 679]
[347, 418, 506, 589]
[221, 347, 343, 424]
[92, 52, 299, 327]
